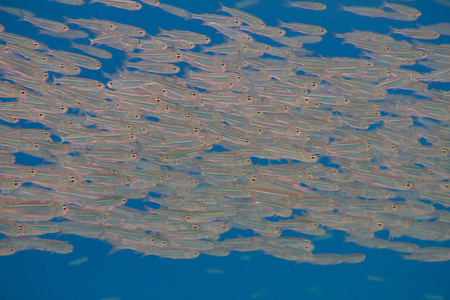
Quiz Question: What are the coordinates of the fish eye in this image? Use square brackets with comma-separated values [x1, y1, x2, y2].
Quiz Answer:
[29, 168, 36, 175]
[121, 197, 127, 203]
[320, 28, 325, 32]
[442, 149, 447, 154]
[176, 53, 181, 59]
[220, 61, 225, 66]
[376, 221, 384, 228]
[391, 203, 398, 210]
[125, 177, 131, 182]
[234, 19, 240, 24]
[131, 153, 137, 158]
[96, 63, 101, 67]
[405, 182, 413, 188]
[186, 215, 192, 220]
[202, 204, 208, 209]
[62, 205, 68, 211]
[69, 177, 76, 183]
[13, 180, 19, 186]
[139, 30, 144, 34]
[33, 42, 38, 46]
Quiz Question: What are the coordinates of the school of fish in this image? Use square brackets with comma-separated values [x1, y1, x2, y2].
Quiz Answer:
[0, 0, 449, 264]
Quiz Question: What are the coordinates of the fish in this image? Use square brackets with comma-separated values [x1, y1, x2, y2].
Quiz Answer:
[0, 0, 448, 267]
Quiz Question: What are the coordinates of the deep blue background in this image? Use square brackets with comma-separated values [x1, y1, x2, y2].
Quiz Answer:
[0, 1, 449, 299]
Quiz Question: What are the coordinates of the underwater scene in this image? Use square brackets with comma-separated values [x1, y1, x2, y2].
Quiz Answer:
[0, 0, 449, 299]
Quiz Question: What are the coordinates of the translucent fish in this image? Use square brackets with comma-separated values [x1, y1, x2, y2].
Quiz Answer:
[0, 5, 35, 17]
[70, 42, 113, 59]
[157, 3, 192, 18]
[383, 2, 422, 18]
[219, 2, 265, 28]
[22, 16, 69, 33]
[390, 26, 440, 39]
[278, 20, 327, 35]
[90, 0, 142, 10]
[285, 1, 326, 10]
[190, 13, 242, 27]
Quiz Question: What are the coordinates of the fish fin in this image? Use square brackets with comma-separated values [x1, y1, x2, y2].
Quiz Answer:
[216, 1, 224, 12]
[142, 205, 153, 213]
[282, 1, 291, 8]
[107, 245, 122, 255]
[387, 25, 397, 36]
[276, 18, 284, 28]
[156, 26, 166, 37]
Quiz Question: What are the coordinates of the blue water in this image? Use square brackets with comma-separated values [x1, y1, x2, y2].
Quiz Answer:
[0, 0, 450, 299]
